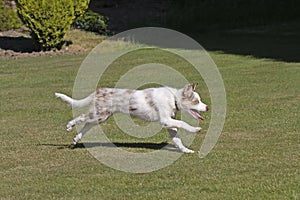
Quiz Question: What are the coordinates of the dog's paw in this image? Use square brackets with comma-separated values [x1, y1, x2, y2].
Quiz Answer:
[195, 127, 202, 132]
[189, 127, 202, 133]
[66, 124, 73, 132]
[72, 138, 78, 145]
[181, 148, 195, 154]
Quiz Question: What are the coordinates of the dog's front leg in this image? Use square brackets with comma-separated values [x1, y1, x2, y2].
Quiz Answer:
[168, 128, 194, 153]
[161, 118, 202, 133]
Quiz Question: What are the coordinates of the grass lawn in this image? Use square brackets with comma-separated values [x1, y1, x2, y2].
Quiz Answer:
[0, 46, 299, 199]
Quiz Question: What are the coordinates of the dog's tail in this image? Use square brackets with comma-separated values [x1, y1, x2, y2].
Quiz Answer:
[55, 92, 93, 108]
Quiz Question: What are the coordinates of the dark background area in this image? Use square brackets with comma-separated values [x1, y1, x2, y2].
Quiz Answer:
[1, 0, 299, 62]
[89, 0, 300, 62]
[89, 0, 300, 32]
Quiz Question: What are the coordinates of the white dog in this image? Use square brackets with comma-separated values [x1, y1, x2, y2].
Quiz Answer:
[55, 83, 208, 153]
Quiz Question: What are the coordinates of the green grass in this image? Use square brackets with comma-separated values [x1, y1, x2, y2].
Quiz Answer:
[1, 49, 299, 199]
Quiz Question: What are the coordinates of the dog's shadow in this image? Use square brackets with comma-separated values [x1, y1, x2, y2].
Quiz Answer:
[40, 142, 179, 152]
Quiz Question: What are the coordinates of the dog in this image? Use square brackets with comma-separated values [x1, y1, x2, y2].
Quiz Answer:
[55, 83, 208, 153]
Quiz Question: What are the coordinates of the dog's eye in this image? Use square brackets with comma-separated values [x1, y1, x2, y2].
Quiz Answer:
[193, 99, 199, 104]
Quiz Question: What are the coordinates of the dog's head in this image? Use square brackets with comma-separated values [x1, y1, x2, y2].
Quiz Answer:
[179, 83, 208, 120]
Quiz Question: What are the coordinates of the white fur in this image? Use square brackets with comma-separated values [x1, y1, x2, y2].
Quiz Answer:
[55, 83, 208, 153]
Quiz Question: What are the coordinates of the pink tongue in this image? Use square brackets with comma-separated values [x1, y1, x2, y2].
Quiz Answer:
[191, 110, 204, 120]
[198, 115, 204, 120]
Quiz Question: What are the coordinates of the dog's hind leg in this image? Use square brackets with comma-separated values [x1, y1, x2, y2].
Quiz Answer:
[168, 128, 194, 154]
[66, 114, 88, 132]
[73, 122, 95, 145]
[72, 112, 111, 144]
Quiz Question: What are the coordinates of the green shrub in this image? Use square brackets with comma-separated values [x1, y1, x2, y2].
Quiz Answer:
[72, 10, 108, 34]
[15, 0, 76, 51]
[0, 0, 21, 31]
[73, 0, 90, 18]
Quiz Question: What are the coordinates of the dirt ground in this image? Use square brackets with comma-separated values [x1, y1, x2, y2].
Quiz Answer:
[0, 28, 106, 59]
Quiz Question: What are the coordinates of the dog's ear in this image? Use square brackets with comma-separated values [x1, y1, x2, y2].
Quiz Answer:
[191, 83, 198, 91]
[183, 83, 196, 98]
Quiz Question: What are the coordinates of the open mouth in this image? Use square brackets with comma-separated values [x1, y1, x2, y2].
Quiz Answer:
[189, 109, 204, 120]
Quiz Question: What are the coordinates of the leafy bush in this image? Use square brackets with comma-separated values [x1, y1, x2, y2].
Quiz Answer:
[73, 0, 90, 18]
[0, 0, 21, 31]
[15, 0, 90, 51]
[72, 10, 108, 34]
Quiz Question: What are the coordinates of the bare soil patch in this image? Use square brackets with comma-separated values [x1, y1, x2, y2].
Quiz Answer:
[0, 29, 105, 59]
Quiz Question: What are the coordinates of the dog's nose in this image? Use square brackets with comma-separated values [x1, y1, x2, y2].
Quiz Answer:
[206, 106, 209, 111]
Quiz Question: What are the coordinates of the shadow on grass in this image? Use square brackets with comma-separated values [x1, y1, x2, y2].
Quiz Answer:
[40, 142, 173, 151]
[196, 31, 300, 62]
[2, 23, 299, 62]
[0, 36, 39, 53]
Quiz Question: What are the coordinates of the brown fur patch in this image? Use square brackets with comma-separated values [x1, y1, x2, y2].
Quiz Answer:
[144, 90, 152, 100]
[144, 90, 158, 111]
[126, 89, 134, 94]
[148, 100, 155, 107]
[129, 96, 137, 112]
[96, 88, 110, 98]
[88, 112, 94, 119]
